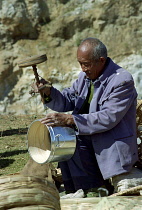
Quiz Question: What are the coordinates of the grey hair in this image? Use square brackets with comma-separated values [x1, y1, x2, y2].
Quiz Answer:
[80, 37, 107, 61]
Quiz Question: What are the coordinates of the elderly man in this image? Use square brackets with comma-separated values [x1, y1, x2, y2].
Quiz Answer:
[34, 38, 140, 196]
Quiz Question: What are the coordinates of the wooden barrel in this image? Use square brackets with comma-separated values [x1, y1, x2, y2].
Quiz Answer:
[0, 174, 61, 210]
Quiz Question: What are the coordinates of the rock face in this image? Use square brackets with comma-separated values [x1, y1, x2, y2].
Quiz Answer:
[0, 0, 142, 114]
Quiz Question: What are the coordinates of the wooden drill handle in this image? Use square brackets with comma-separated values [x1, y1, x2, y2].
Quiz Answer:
[32, 65, 45, 103]
[32, 65, 40, 84]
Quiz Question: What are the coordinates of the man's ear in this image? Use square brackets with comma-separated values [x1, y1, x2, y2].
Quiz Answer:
[100, 57, 106, 64]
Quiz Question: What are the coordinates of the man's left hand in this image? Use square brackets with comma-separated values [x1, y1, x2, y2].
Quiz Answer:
[40, 113, 75, 127]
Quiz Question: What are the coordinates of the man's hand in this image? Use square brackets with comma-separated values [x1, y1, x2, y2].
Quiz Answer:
[40, 113, 75, 127]
[30, 78, 52, 96]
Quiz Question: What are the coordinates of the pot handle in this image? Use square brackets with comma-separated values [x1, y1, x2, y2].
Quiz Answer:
[55, 134, 64, 147]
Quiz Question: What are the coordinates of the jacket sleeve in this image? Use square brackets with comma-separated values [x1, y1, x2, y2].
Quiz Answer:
[44, 78, 79, 112]
[73, 79, 137, 135]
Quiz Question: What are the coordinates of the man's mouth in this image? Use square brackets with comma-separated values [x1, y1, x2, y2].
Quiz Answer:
[85, 71, 91, 77]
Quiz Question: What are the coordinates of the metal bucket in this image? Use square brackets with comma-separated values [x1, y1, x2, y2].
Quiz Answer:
[27, 119, 76, 164]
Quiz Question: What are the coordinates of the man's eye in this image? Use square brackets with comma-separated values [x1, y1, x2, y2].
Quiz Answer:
[79, 62, 92, 68]
[85, 63, 90, 66]
[83, 63, 90, 67]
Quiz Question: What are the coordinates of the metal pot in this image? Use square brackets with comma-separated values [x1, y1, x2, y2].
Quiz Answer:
[27, 119, 76, 164]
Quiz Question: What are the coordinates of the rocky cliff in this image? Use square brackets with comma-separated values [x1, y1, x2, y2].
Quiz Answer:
[0, 0, 142, 114]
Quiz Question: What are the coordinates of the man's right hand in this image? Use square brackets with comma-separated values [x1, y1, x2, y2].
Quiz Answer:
[30, 78, 52, 96]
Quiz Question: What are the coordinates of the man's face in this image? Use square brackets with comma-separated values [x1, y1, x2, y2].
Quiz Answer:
[77, 46, 106, 80]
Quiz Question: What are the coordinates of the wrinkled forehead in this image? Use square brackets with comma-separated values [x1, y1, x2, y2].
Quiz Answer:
[78, 41, 93, 52]
[77, 43, 94, 60]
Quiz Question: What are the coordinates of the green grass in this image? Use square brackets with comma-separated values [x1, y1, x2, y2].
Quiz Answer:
[0, 115, 44, 176]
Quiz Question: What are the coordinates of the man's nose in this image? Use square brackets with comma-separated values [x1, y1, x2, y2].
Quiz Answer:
[81, 64, 86, 71]
[82, 67, 88, 72]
